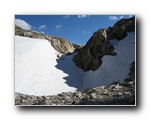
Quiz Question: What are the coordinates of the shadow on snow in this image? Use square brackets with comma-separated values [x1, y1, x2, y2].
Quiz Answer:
[55, 54, 84, 91]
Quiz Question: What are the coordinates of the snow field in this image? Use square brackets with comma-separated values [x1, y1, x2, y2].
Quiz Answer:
[15, 32, 135, 96]
[15, 36, 83, 96]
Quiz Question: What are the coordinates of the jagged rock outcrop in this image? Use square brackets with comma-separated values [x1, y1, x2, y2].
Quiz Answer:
[107, 17, 135, 40]
[15, 25, 83, 54]
[73, 17, 135, 71]
[73, 29, 117, 71]
[49, 36, 83, 54]
[15, 25, 47, 39]
[72, 44, 83, 52]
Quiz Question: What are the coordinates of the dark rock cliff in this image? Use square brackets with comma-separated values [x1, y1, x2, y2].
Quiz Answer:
[107, 17, 135, 40]
[73, 29, 117, 71]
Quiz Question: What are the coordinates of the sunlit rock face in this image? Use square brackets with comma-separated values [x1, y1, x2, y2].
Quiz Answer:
[15, 25, 83, 55]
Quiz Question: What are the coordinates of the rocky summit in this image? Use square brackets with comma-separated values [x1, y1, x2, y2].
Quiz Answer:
[73, 17, 135, 71]
[15, 25, 83, 54]
[107, 17, 135, 40]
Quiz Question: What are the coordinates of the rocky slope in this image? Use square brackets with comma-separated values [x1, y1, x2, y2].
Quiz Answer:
[15, 25, 83, 54]
[73, 17, 135, 71]
[15, 80, 135, 105]
[15, 61, 135, 105]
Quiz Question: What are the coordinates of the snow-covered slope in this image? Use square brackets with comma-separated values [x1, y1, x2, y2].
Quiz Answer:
[15, 36, 83, 96]
[15, 32, 135, 96]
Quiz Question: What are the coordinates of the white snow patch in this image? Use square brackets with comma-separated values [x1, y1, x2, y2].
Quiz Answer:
[15, 36, 83, 96]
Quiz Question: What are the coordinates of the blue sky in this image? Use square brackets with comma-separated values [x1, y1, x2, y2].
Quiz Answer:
[15, 15, 134, 45]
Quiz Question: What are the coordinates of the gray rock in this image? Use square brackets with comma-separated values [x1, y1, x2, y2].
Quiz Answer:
[76, 92, 82, 98]
[101, 86, 105, 89]
[45, 96, 50, 99]
[51, 103, 57, 105]
[58, 92, 67, 96]
[89, 93, 97, 99]
[50, 37, 75, 54]
[107, 17, 135, 40]
[35, 99, 46, 105]
[73, 29, 117, 71]
[124, 92, 131, 95]
[98, 95, 104, 99]
[81, 93, 87, 98]
[45, 99, 52, 105]
[128, 81, 134, 85]
[114, 84, 121, 89]
[103, 90, 109, 95]
[15, 100, 21, 105]
[113, 88, 119, 91]
[76, 98, 99, 105]
[22, 99, 28, 105]
[117, 92, 123, 97]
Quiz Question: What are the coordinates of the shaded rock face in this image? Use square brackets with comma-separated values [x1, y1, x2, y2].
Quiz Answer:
[15, 25, 83, 54]
[73, 29, 117, 71]
[107, 17, 135, 40]
[72, 44, 83, 52]
[125, 61, 135, 82]
[73, 17, 135, 71]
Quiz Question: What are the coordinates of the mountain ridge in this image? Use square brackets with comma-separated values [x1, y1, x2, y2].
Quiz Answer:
[15, 25, 83, 54]
[73, 17, 135, 71]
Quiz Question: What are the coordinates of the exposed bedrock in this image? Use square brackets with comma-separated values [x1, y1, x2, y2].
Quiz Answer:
[73, 29, 117, 71]
[107, 16, 135, 40]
